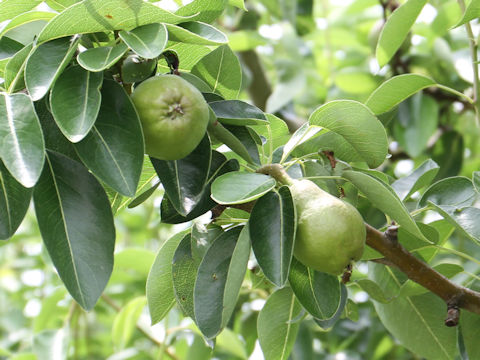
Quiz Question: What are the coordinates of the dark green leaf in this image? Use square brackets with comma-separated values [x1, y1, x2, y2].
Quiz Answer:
[33, 151, 115, 310]
[50, 66, 103, 142]
[461, 312, 480, 359]
[391, 159, 439, 201]
[0, 36, 23, 60]
[419, 176, 476, 208]
[314, 284, 348, 329]
[152, 135, 211, 216]
[224, 125, 261, 165]
[167, 21, 228, 46]
[431, 130, 464, 181]
[250, 187, 295, 287]
[74, 80, 144, 197]
[207, 121, 255, 164]
[0, 161, 32, 240]
[127, 180, 160, 209]
[0, 93, 45, 188]
[4, 42, 33, 92]
[76, 43, 128, 72]
[119, 23, 168, 59]
[209, 100, 267, 126]
[25, 37, 79, 101]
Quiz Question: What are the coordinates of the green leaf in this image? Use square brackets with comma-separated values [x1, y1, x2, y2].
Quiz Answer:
[0, 0, 42, 22]
[74, 80, 144, 197]
[355, 278, 393, 303]
[50, 66, 103, 142]
[456, 0, 480, 26]
[167, 21, 228, 45]
[376, 0, 427, 67]
[33, 328, 69, 360]
[308, 100, 388, 168]
[151, 135, 211, 216]
[33, 151, 115, 310]
[428, 205, 480, 244]
[112, 297, 147, 349]
[37, 0, 193, 43]
[250, 187, 295, 287]
[474, 171, 480, 193]
[0, 11, 57, 38]
[211, 172, 276, 205]
[370, 263, 457, 360]
[127, 180, 160, 209]
[224, 125, 261, 165]
[175, 0, 226, 23]
[119, 23, 168, 59]
[289, 258, 341, 319]
[113, 248, 155, 278]
[431, 130, 463, 180]
[257, 287, 302, 360]
[0, 37, 23, 61]
[0, 161, 32, 240]
[191, 44, 242, 100]
[76, 43, 129, 72]
[365, 74, 436, 115]
[391, 159, 439, 201]
[461, 311, 480, 359]
[419, 177, 476, 208]
[33, 287, 68, 333]
[207, 121, 255, 164]
[147, 231, 188, 325]
[266, 61, 306, 114]
[342, 170, 428, 242]
[209, 100, 267, 126]
[4, 42, 33, 93]
[0, 93, 45, 188]
[314, 284, 348, 329]
[194, 226, 249, 338]
[228, 0, 247, 10]
[281, 123, 322, 163]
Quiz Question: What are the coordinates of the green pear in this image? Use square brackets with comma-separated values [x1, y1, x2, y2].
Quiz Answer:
[289, 179, 366, 275]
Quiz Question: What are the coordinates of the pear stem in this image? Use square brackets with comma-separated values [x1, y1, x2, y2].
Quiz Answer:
[257, 164, 294, 186]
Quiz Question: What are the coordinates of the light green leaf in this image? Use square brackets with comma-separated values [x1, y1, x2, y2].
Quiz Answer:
[77, 43, 128, 72]
[4, 42, 33, 93]
[419, 177, 476, 208]
[191, 44, 242, 100]
[376, 0, 427, 67]
[228, 0, 247, 10]
[175, 0, 226, 23]
[0, 93, 45, 188]
[167, 21, 228, 46]
[281, 123, 322, 163]
[119, 23, 168, 59]
[258, 287, 302, 360]
[461, 311, 480, 359]
[112, 297, 147, 349]
[0, 0, 42, 22]
[308, 100, 388, 168]
[211, 172, 276, 204]
[37, 0, 192, 43]
[391, 159, 439, 201]
[33, 328, 69, 360]
[0, 11, 56, 37]
[456, 0, 480, 26]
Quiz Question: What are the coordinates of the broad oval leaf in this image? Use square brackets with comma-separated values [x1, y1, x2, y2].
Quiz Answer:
[50, 66, 103, 142]
[250, 187, 295, 287]
[289, 258, 341, 320]
[77, 43, 128, 72]
[194, 226, 249, 339]
[365, 74, 436, 115]
[4, 42, 33, 93]
[419, 176, 476, 208]
[211, 172, 276, 205]
[391, 159, 439, 201]
[314, 284, 348, 330]
[151, 135, 211, 216]
[167, 21, 228, 46]
[376, 0, 427, 67]
[112, 296, 147, 349]
[427, 205, 480, 244]
[257, 287, 302, 360]
[36, 0, 192, 43]
[0, 161, 32, 240]
[308, 100, 388, 168]
[342, 170, 428, 242]
[25, 37, 79, 101]
[0, 11, 56, 38]
[74, 80, 144, 197]
[209, 100, 267, 126]
[33, 151, 115, 310]
[119, 23, 168, 59]
[0, 93, 45, 188]
[191, 44, 242, 100]
[147, 231, 189, 325]
[0, 0, 42, 22]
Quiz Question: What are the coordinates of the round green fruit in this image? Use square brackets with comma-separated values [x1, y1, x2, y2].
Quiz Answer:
[289, 179, 366, 275]
[131, 74, 210, 160]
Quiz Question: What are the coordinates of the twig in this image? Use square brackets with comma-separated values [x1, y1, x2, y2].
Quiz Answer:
[101, 295, 179, 360]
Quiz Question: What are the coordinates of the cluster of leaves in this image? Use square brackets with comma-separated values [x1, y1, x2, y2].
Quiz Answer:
[2, 0, 480, 359]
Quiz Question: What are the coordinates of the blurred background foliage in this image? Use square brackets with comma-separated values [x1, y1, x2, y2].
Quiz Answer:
[1, 0, 477, 359]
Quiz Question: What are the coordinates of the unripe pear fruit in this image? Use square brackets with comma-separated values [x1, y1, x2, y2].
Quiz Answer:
[289, 179, 366, 275]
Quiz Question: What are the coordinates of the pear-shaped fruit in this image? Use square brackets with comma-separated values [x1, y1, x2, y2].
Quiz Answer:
[289, 179, 366, 275]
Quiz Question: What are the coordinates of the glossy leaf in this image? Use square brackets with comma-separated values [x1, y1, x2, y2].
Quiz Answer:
[74, 80, 143, 197]
[37, 0, 192, 43]
[0, 93, 45, 188]
[147, 231, 188, 324]
[112, 297, 147, 349]
[391, 159, 439, 201]
[428, 205, 480, 243]
[308, 100, 388, 168]
[281, 123, 322, 163]
[0, 36, 23, 62]
[343, 170, 428, 242]
[4, 42, 33, 93]
[167, 21, 228, 45]
[175, 0, 226, 23]
[0, 162, 32, 240]
[289, 258, 341, 320]
[194, 226, 249, 338]
[127, 180, 160, 209]
[50, 66, 103, 142]
[25, 37, 79, 101]
[209, 100, 267, 126]
[419, 177, 476, 208]
[152, 135, 211, 216]
[207, 121, 255, 164]
[191, 44, 242, 100]
[119, 23, 168, 59]
[365, 74, 436, 115]
[376, 0, 427, 67]
[0, 0, 42, 22]
[0, 11, 56, 37]
[314, 284, 348, 329]
[257, 287, 302, 360]
[224, 125, 261, 165]
[77, 43, 128, 72]
[211, 172, 276, 205]
[250, 187, 295, 287]
[33, 151, 115, 310]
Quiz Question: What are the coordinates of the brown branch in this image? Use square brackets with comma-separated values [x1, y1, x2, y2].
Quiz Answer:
[365, 224, 480, 317]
